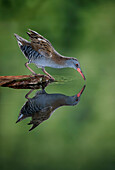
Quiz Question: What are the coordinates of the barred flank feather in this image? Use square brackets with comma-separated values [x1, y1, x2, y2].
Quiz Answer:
[14, 33, 43, 61]
[20, 45, 43, 60]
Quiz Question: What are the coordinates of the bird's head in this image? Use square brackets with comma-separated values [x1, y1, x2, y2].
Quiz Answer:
[70, 85, 86, 106]
[67, 58, 86, 80]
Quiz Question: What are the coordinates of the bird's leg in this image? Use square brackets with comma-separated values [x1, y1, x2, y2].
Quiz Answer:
[25, 89, 34, 99]
[25, 62, 37, 75]
[41, 67, 55, 80]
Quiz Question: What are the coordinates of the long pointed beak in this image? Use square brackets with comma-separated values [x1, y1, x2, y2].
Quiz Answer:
[77, 68, 86, 80]
[77, 85, 86, 98]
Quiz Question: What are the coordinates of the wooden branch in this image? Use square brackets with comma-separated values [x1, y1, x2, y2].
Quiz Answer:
[0, 74, 54, 89]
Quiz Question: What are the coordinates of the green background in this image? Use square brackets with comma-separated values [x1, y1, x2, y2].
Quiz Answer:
[0, 0, 115, 170]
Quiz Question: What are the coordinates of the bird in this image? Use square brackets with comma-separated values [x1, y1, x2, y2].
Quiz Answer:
[14, 29, 86, 80]
[16, 85, 86, 131]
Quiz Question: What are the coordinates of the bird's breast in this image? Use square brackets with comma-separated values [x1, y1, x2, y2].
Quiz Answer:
[33, 59, 65, 68]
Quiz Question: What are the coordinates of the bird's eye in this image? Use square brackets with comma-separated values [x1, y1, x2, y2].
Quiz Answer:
[76, 64, 78, 67]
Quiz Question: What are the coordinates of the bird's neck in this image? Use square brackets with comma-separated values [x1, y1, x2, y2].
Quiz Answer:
[47, 94, 76, 108]
[53, 50, 73, 68]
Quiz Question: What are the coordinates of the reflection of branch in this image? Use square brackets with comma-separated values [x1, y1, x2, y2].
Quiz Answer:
[0, 75, 54, 89]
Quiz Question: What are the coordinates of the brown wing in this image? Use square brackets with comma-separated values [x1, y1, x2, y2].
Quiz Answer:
[27, 29, 53, 58]
[28, 106, 53, 131]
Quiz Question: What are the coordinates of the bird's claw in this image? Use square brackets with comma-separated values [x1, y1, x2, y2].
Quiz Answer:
[48, 76, 55, 81]
[31, 72, 55, 81]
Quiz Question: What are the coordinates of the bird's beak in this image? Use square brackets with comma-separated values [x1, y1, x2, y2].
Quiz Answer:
[77, 85, 86, 98]
[77, 68, 86, 80]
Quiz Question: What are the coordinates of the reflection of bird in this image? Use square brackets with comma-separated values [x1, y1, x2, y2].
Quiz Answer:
[14, 29, 86, 80]
[16, 85, 86, 131]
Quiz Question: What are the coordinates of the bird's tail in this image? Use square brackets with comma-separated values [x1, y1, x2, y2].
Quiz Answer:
[14, 33, 30, 46]
[16, 112, 25, 123]
[14, 33, 32, 60]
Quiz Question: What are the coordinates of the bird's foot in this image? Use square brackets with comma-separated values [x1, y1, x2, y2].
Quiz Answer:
[31, 73, 41, 76]
[47, 75, 55, 81]
[31, 72, 55, 81]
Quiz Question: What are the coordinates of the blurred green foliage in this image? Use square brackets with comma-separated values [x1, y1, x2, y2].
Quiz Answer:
[0, 0, 115, 170]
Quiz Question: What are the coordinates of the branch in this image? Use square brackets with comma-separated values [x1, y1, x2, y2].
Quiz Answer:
[0, 74, 54, 89]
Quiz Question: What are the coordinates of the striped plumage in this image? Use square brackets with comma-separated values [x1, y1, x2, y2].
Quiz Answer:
[20, 45, 43, 61]
[14, 29, 86, 80]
